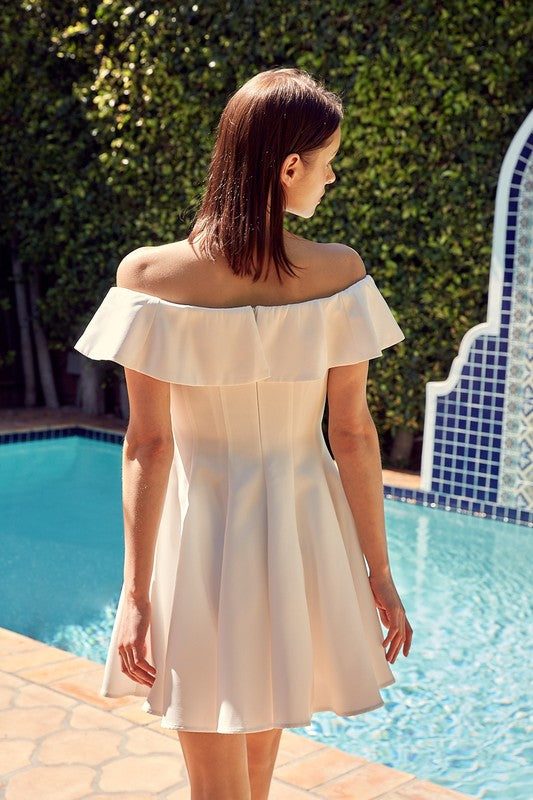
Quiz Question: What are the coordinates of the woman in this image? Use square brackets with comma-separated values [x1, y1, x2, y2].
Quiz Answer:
[75, 67, 412, 800]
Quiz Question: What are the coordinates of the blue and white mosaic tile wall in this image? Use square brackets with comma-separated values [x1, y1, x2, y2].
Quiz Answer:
[421, 110, 533, 526]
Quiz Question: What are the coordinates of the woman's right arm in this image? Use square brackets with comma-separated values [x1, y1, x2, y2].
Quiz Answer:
[117, 366, 174, 687]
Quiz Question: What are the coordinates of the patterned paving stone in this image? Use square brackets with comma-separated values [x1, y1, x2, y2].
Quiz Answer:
[0, 687, 14, 709]
[99, 754, 186, 793]
[164, 788, 193, 800]
[87, 795, 162, 800]
[147, 719, 183, 738]
[0, 630, 43, 653]
[38, 729, 122, 766]
[113, 700, 156, 725]
[5, 764, 95, 800]
[0, 739, 35, 774]
[18, 657, 101, 684]
[0, 670, 25, 689]
[14, 682, 76, 709]
[0, 706, 68, 740]
[387, 780, 473, 799]
[50, 671, 132, 709]
[273, 731, 327, 771]
[269, 782, 319, 800]
[317, 762, 414, 799]
[124, 725, 181, 756]
[274, 747, 366, 789]
[70, 703, 132, 731]
[0, 645, 74, 673]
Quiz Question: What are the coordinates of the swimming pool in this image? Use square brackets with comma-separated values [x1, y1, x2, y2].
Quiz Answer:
[1, 434, 531, 799]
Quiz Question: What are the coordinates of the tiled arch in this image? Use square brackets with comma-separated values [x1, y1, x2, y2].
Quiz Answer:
[421, 109, 533, 518]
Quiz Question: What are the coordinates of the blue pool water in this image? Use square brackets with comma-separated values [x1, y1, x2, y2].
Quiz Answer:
[1, 436, 531, 798]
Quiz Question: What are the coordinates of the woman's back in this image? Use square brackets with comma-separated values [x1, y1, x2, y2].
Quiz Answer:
[115, 234, 366, 310]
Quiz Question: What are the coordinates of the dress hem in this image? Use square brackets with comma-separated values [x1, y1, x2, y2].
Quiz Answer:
[97, 676, 396, 734]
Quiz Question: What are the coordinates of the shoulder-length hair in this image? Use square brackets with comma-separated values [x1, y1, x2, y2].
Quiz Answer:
[189, 68, 343, 283]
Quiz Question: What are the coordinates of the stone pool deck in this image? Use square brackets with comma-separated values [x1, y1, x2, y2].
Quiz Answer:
[0, 628, 472, 800]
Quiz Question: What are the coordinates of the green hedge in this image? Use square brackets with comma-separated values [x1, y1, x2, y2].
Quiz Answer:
[1, 0, 532, 450]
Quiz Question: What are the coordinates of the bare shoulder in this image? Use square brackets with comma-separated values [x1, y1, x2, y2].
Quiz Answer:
[115, 246, 153, 290]
[115, 240, 194, 296]
[290, 236, 367, 292]
[318, 242, 367, 283]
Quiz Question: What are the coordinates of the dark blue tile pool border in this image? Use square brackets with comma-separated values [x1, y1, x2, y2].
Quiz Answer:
[0, 426, 124, 446]
[1, 427, 531, 527]
[383, 484, 532, 527]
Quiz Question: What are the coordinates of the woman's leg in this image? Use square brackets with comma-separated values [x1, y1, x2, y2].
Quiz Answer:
[178, 731, 251, 800]
[246, 728, 282, 800]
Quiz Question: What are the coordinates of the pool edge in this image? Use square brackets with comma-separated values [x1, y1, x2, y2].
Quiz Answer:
[0, 626, 475, 799]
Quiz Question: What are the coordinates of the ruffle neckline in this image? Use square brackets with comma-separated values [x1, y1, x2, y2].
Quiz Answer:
[74, 275, 404, 385]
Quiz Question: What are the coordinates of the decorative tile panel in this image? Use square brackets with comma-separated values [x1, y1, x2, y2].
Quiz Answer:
[421, 111, 533, 517]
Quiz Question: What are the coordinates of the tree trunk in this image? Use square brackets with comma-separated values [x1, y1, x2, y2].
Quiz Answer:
[76, 358, 104, 415]
[10, 240, 36, 407]
[390, 428, 414, 468]
[28, 268, 59, 409]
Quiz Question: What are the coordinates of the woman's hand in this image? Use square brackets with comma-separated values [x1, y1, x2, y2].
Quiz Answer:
[117, 596, 157, 688]
[369, 572, 413, 663]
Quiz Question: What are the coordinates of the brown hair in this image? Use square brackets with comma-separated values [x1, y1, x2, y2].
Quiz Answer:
[189, 68, 343, 282]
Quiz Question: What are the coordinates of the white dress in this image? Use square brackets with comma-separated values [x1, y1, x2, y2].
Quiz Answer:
[74, 274, 404, 733]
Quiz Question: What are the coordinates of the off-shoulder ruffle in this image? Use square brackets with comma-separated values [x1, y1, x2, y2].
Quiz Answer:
[73, 275, 404, 385]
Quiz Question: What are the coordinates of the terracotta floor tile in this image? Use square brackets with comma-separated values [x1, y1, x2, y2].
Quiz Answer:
[18, 657, 102, 685]
[0, 686, 14, 709]
[165, 787, 193, 800]
[112, 700, 155, 725]
[70, 703, 132, 731]
[0, 628, 29, 643]
[38, 728, 122, 766]
[269, 781, 319, 800]
[0, 670, 25, 689]
[0, 706, 68, 740]
[0, 739, 35, 774]
[147, 720, 181, 738]
[0, 629, 43, 651]
[124, 725, 182, 756]
[87, 795, 162, 800]
[272, 749, 298, 768]
[14, 682, 77, 709]
[390, 779, 474, 799]
[50, 672, 133, 708]
[274, 747, 365, 790]
[0, 637, 42, 658]
[99, 754, 186, 793]
[5, 764, 95, 800]
[277, 730, 327, 759]
[317, 762, 414, 799]
[0, 644, 75, 672]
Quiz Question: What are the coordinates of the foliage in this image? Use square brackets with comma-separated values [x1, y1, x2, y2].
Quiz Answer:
[1, 0, 532, 441]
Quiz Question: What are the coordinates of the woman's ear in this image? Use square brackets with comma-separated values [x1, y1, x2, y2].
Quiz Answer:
[280, 152, 301, 188]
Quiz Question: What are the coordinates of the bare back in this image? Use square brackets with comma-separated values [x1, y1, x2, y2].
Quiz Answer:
[116, 233, 366, 307]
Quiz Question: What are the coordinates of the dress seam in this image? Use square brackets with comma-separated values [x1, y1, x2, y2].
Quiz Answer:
[216, 385, 233, 726]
